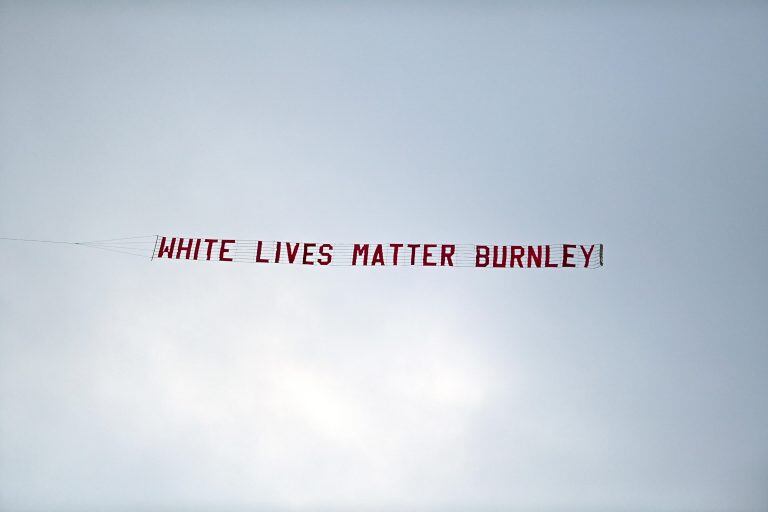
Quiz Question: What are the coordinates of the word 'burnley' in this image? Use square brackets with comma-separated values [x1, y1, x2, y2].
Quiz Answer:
[154, 237, 603, 269]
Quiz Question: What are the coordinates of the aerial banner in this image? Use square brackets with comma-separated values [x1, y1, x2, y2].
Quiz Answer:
[151, 236, 604, 269]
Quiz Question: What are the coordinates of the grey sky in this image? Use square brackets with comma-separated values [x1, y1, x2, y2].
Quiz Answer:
[1, 2, 767, 511]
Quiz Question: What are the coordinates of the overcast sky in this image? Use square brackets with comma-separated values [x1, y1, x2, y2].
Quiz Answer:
[1, 2, 767, 511]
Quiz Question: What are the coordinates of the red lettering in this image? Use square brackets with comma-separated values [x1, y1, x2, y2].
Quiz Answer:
[441, 245, 455, 266]
[407, 244, 419, 265]
[256, 241, 269, 263]
[219, 239, 235, 262]
[390, 243, 402, 265]
[475, 245, 489, 267]
[371, 244, 385, 265]
[352, 244, 369, 265]
[510, 245, 524, 267]
[527, 245, 542, 267]
[176, 238, 194, 259]
[302, 243, 316, 265]
[562, 244, 576, 267]
[285, 242, 300, 263]
[544, 245, 558, 267]
[423, 244, 437, 266]
[204, 239, 218, 260]
[492, 245, 507, 268]
[318, 244, 333, 265]
[193, 239, 201, 260]
[581, 244, 595, 268]
[157, 237, 175, 259]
